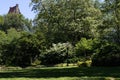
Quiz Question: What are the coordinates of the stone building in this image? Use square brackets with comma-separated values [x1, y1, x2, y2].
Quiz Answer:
[8, 4, 21, 14]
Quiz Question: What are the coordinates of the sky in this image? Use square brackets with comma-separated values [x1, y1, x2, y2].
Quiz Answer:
[0, 0, 36, 20]
[0, 0, 104, 20]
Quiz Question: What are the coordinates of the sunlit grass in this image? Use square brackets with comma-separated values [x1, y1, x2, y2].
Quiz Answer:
[0, 77, 119, 80]
[0, 66, 120, 80]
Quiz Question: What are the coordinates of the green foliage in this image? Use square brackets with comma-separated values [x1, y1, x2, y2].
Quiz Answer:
[31, 59, 41, 66]
[7, 28, 22, 42]
[99, 0, 120, 44]
[0, 30, 7, 45]
[0, 31, 7, 62]
[92, 43, 120, 66]
[0, 16, 4, 26]
[0, 29, 23, 64]
[3, 14, 24, 31]
[16, 33, 44, 67]
[75, 38, 94, 58]
[0, 29, 22, 65]
[40, 42, 74, 65]
[1, 0, 120, 67]
[31, 0, 102, 45]
[77, 60, 91, 67]
[1, 14, 32, 32]
[0, 30, 45, 67]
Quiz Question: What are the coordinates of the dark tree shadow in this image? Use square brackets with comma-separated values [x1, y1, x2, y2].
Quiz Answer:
[0, 67, 120, 78]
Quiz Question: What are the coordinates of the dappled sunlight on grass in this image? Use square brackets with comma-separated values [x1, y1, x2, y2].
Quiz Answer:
[0, 67, 120, 79]
[0, 77, 118, 80]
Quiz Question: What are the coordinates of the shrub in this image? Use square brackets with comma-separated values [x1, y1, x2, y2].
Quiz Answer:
[1, 32, 45, 67]
[31, 59, 41, 66]
[91, 43, 120, 66]
[78, 62, 88, 67]
[75, 38, 98, 61]
[75, 38, 93, 56]
[40, 42, 74, 65]
[77, 60, 91, 67]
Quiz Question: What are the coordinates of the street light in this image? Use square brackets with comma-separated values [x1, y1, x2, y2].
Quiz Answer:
[66, 42, 69, 66]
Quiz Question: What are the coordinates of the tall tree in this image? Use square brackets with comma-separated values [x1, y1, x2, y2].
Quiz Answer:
[100, 0, 120, 44]
[2, 14, 32, 32]
[31, 0, 102, 45]
[0, 16, 4, 30]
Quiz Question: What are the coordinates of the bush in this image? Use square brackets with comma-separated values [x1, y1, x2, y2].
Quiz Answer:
[67, 57, 81, 63]
[75, 38, 93, 56]
[77, 62, 85, 67]
[40, 42, 74, 65]
[75, 38, 99, 61]
[77, 60, 91, 67]
[92, 43, 120, 66]
[31, 59, 41, 66]
[1, 32, 45, 67]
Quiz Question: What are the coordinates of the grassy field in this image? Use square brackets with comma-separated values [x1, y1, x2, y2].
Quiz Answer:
[0, 66, 120, 80]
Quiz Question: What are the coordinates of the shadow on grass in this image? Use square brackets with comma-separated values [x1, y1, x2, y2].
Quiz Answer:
[0, 67, 120, 78]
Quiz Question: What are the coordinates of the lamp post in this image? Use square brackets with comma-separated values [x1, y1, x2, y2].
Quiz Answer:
[66, 42, 69, 66]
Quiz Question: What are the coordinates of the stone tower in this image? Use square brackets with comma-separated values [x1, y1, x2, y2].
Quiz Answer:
[8, 4, 21, 14]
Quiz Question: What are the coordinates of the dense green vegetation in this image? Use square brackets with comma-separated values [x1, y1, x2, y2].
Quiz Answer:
[0, 0, 120, 69]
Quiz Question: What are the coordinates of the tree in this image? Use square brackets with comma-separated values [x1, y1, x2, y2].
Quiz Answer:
[2, 14, 32, 32]
[0, 16, 4, 26]
[94, 0, 102, 9]
[0, 28, 22, 65]
[13, 33, 45, 67]
[99, 0, 120, 44]
[31, 0, 102, 45]
[91, 0, 120, 67]
[1, 31, 45, 67]
[75, 38, 94, 61]
[92, 43, 120, 66]
[0, 30, 7, 63]
[40, 42, 73, 65]
[7, 28, 22, 42]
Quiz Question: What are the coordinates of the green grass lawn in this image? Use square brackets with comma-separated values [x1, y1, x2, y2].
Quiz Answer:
[0, 66, 120, 80]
